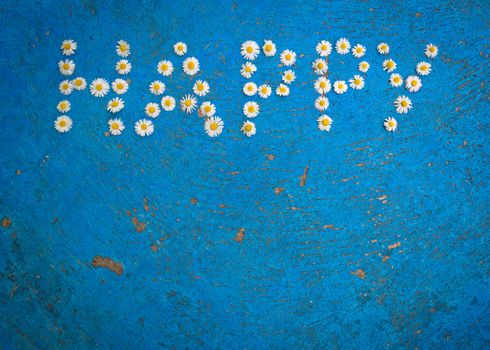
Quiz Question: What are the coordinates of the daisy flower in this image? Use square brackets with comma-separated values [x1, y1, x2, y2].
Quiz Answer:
[58, 59, 75, 76]
[57, 100, 71, 113]
[241, 40, 260, 60]
[243, 82, 257, 96]
[280, 50, 296, 66]
[282, 70, 296, 84]
[258, 84, 272, 98]
[135, 119, 154, 137]
[276, 84, 290, 96]
[316, 40, 332, 57]
[90, 78, 109, 97]
[312, 58, 328, 75]
[394, 95, 412, 114]
[317, 115, 332, 132]
[383, 59, 397, 73]
[377, 42, 390, 55]
[116, 40, 130, 57]
[333, 80, 348, 94]
[405, 75, 422, 92]
[200, 101, 216, 117]
[262, 40, 277, 57]
[108, 118, 125, 136]
[349, 75, 365, 90]
[59, 80, 74, 95]
[115, 59, 131, 74]
[335, 38, 350, 55]
[145, 102, 161, 118]
[107, 97, 125, 113]
[204, 116, 224, 137]
[243, 101, 260, 118]
[174, 42, 187, 56]
[183, 57, 200, 76]
[359, 61, 370, 73]
[157, 60, 174, 76]
[161, 95, 176, 111]
[180, 94, 197, 113]
[241, 120, 256, 137]
[352, 44, 366, 58]
[315, 96, 329, 111]
[314, 77, 331, 95]
[54, 116, 72, 133]
[193, 80, 210, 96]
[60, 40, 77, 56]
[416, 61, 432, 76]
[389, 73, 403, 87]
[384, 117, 397, 132]
[240, 62, 257, 79]
[111, 79, 129, 94]
[72, 77, 86, 91]
[425, 43, 438, 58]
[149, 80, 165, 95]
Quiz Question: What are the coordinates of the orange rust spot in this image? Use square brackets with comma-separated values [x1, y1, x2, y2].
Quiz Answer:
[415, 12, 422, 17]
[229, 171, 239, 176]
[126, 209, 132, 217]
[91, 255, 123, 276]
[388, 242, 401, 250]
[131, 217, 146, 233]
[322, 224, 341, 230]
[190, 198, 198, 205]
[266, 154, 275, 160]
[274, 187, 285, 194]
[382, 256, 390, 263]
[289, 206, 301, 211]
[300, 166, 309, 187]
[351, 269, 366, 279]
[234, 228, 245, 243]
[1, 217, 11, 228]
[150, 244, 159, 252]
[143, 198, 150, 212]
[219, 204, 226, 208]
[355, 163, 366, 167]
[15, 170, 21, 175]
[104, 132, 110, 137]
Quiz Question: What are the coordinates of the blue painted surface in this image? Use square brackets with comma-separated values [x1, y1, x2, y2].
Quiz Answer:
[0, 0, 489, 349]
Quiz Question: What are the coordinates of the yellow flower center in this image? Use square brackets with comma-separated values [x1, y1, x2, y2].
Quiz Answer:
[247, 106, 255, 113]
[265, 44, 272, 51]
[280, 87, 286, 93]
[96, 84, 102, 91]
[362, 63, 367, 68]
[204, 105, 211, 113]
[165, 99, 171, 106]
[286, 73, 292, 80]
[411, 80, 417, 87]
[338, 83, 344, 89]
[120, 44, 127, 52]
[111, 101, 119, 107]
[317, 62, 324, 69]
[356, 47, 363, 53]
[322, 118, 330, 126]
[63, 84, 69, 90]
[148, 106, 155, 113]
[320, 81, 326, 88]
[62, 63, 69, 70]
[340, 43, 346, 49]
[429, 47, 435, 52]
[177, 44, 183, 51]
[153, 84, 160, 91]
[421, 65, 427, 71]
[354, 79, 361, 85]
[59, 120, 67, 127]
[401, 100, 408, 107]
[381, 45, 387, 51]
[246, 46, 253, 53]
[188, 61, 195, 69]
[388, 121, 395, 127]
[393, 76, 400, 83]
[116, 83, 124, 90]
[111, 122, 119, 130]
[321, 44, 327, 50]
[75, 79, 82, 86]
[119, 63, 126, 69]
[141, 124, 148, 130]
[60, 102, 66, 109]
[247, 85, 253, 91]
[210, 122, 218, 131]
[63, 43, 71, 50]
[245, 124, 252, 132]
[285, 53, 291, 60]
[197, 83, 204, 91]
[386, 61, 394, 69]
[161, 63, 168, 71]
[185, 100, 191, 107]
[261, 87, 268, 94]
[319, 100, 325, 106]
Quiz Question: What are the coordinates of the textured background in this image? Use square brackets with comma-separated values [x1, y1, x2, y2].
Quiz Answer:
[0, 0, 489, 349]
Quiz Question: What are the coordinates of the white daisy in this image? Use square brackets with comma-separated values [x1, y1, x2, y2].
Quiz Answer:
[280, 50, 296, 66]
[200, 101, 216, 117]
[54, 116, 72, 133]
[241, 120, 256, 137]
[90, 78, 109, 97]
[276, 83, 290, 96]
[394, 95, 412, 114]
[349, 75, 365, 90]
[416, 61, 432, 76]
[333, 80, 348, 94]
[135, 119, 154, 137]
[335, 38, 350, 55]
[59, 80, 74, 95]
[317, 115, 332, 132]
[405, 75, 422, 92]
[60, 40, 77, 56]
[180, 94, 197, 113]
[352, 44, 366, 58]
[58, 59, 75, 76]
[71, 77, 86, 91]
[107, 97, 125, 113]
[389, 73, 403, 87]
[157, 60, 174, 76]
[383, 59, 397, 73]
[183, 57, 200, 76]
[240, 62, 257, 79]
[241, 40, 260, 60]
[316, 40, 332, 57]
[173, 42, 188, 56]
[108, 118, 125, 136]
[262, 40, 277, 57]
[282, 70, 296, 84]
[115, 59, 131, 75]
[57, 100, 71, 113]
[243, 101, 260, 118]
[149, 80, 165, 95]
[145, 102, 161, 118]
[359, 61, 370, 73]
[243, 82, 257, 96]
[384, 117, 397, 132]
[425, 43, 438, 58]
[377, 42, 390, 55]
[161, 96, 176, 111]
[258, 84, 272, 98]
[116, 40, 130, 57]
[204, 116, 224, 137]
[314, 77, 331, 95]
[315, 96, 329, 111]
[312, 58, 328, 75]
[193, 80, 210, 97]
[111, 79, 129, 94]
